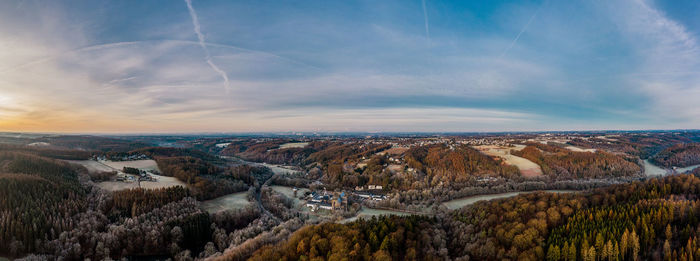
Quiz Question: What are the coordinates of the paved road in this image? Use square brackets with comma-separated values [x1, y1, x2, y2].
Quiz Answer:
[255, 173, 281, 223]
[221, 156, 282, 223]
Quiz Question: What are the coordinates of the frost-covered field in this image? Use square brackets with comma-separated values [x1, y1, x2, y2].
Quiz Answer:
[279, 142, 309, 149]
[95, 173, 185, 191]
[340, 207, 411, 223]
[69, 159, 184, 191]
[564, 145, 596, 153]
[442, 190, 576, 210]
[67, 160, 114, 173]
[101, 160, 160, 172]
[270, 185, 309, 205]
[474, 145, 543, 177]
[201, 192, 252, 213]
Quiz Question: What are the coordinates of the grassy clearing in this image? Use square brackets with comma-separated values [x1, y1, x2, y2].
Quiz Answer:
[474, 145, 543, 177]
[340, 207, 412, 224]
[376, 146, 409, 156]
[564, 145, 596, 153]
[101, 159, 160, 172]
[70, 159, 185, 191]
[279, 142, 309, 149]
[270, 185, 309, 206]
[201, 191, 251, 214]
[67, 160, 114, 173]
[442, 190, 576, 210]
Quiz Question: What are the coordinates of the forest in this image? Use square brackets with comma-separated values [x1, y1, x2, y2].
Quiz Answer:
[154, 156, 249, 200]
[35, 135, 150, 153]
[222, 140, 326, 165]
[0, 144, 91, 160]
[0, 152, 86, 256]
[250, 215, 447, 261]
[7, 132, 700, 260]
[512, 143, 641, 179]
[0, 149, 265, 260]
[651, 143, 700, 168]
[247, 175, 700, 261]
[404, 144, 520, 180]
[566, 132, 700, 159]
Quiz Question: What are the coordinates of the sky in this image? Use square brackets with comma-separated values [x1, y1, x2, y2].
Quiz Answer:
[0, 0, 699, 133]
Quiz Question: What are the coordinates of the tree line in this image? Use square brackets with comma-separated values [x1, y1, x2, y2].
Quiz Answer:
[651, 143, 700, 168]
[248, 174, 700, 260]
[512, 143, 641, 179]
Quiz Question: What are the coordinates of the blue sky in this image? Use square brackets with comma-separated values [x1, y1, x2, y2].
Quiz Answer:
[0, 0, 699, 132]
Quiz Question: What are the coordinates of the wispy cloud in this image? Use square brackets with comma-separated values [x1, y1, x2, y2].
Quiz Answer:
[610, 0, 700, 125]
[421, 0, 430, 43]
[500, 6, 540, 58]
[1, 0, 699, 132]
[184, 0, 231, 92]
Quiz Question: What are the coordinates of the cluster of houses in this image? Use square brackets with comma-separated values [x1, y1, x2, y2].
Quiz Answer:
[302, 184, 389, 213]
[115, 173, 157, 183]
[93, 154, 149, 161]
[305, 190, 348, 212]
[476, 176, 500, 183]
[115, 168, 157, 183]
[354, 184, 383, 191]
[353, 185, 387, 201]
[353, 191, 387, 201]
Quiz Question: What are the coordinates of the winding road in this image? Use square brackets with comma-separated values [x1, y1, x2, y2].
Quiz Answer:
[255, 173, 281, 223]
[221, 155, 282, 223]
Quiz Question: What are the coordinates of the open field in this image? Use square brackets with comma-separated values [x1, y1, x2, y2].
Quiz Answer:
[279, 142, 309, 149]
[140, 174, 186, 189]
[27, 141, 51, 146]
[68, 159, 160, 173]
[201, 192, 252, 213]
[676, 164, 700, 173]
[96, 178, 139, 191]
[340, 207, 412, 223]
[67, 160, 114, 173]
[96, 173, 185, 191]
[387, 164, 403, 172]
[564, 145, 596, 153]
[69, 159, 184, 191]
[442, 190, 576, 210]
[270, 185, 309, 205]
[101, 160, 160, 172]
[474, 145, 543, 177]
[376, 146, 409, 155]
[643, 159, 670, 176]
[215, 142, 231, 148]
[258, 162, 301, 175]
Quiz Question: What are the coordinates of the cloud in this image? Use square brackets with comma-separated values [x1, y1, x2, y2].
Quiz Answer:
[1, 0, 698, 132]
[184, 0, 231, 92]
[607, 0, 700, 125]
[499, 5, 540, 58]
[421, 0, 430, 43]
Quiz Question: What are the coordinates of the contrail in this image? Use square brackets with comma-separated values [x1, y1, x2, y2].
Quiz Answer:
[185, 0, 230, 92]
[500, 7, 541, 58]
[0, 39, 322, 76]
[421, 0, 430, 42]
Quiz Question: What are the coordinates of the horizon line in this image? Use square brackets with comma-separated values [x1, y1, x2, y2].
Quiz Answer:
[2, 128, 699, 137]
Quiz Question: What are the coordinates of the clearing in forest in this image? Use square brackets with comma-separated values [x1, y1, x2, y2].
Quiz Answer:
[278, 142, 309, 149]
[201, 192, 252, 213]
[564, 145, 596, 153]
[101, 159, 160, 172]
[68, 159, 185, 191]
[473, 145, 543, 177]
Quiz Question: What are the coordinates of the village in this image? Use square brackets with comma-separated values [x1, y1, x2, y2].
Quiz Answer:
[302, 184, 386, 212]
[114, 166, 158, 184]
